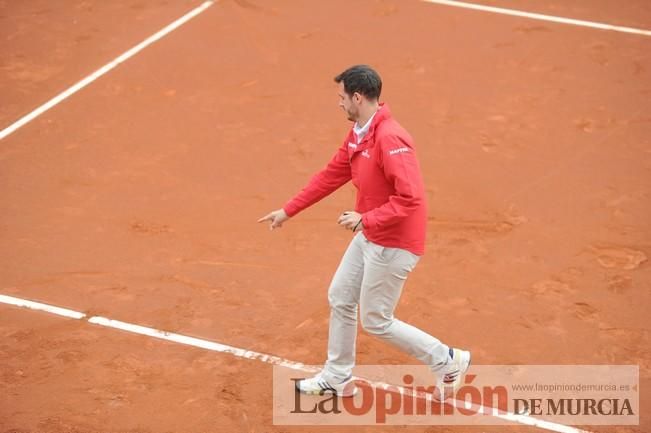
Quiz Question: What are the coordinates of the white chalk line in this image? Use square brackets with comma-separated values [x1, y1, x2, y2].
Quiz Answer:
[87, 316, 320, 373]
[0, 1, 215, 141]
[421, 0, 651, 37]
[0, 294, 86, 319]
[0, 293, 593, 433]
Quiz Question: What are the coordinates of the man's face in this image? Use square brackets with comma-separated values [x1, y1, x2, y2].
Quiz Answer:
[338, 81, 360, 122]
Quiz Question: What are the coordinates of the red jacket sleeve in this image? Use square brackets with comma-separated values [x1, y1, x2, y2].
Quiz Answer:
[362, 135, 424, 229]
[283, 143, 352, 217]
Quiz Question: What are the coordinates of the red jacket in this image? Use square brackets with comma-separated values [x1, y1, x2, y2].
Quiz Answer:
[283, 103, 427, 255]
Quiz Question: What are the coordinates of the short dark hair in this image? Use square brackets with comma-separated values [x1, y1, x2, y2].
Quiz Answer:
[334, 65, 382, 100]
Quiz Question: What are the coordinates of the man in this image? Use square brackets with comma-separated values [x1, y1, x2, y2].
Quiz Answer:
[258, 65, 470, 398]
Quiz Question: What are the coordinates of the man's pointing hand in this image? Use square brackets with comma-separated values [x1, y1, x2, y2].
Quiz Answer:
[258, 209, 290, 230]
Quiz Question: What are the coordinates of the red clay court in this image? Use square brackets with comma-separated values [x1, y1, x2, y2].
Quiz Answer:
[1, 1, 649, 432]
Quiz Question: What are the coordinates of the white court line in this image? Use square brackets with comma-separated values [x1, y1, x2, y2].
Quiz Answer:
[87, 316, 320, 373]
[422, 0, 651, 37]
[0, 294, 86, 319]
[0, 1, 215, 141]
[0, 293, 593, 433]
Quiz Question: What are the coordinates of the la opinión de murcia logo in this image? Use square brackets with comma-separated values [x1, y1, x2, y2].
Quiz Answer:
[288, 374, 636, 424]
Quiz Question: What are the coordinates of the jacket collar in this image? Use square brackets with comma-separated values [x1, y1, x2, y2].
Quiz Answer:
[352, 102, 390, 148]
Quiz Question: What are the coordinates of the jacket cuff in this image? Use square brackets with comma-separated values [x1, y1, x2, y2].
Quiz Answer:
[362, 212, 377, 230]
[283, 202, 300, 218]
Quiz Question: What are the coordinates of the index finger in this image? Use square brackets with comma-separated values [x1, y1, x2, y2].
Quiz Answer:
[257, 213, 273, 223]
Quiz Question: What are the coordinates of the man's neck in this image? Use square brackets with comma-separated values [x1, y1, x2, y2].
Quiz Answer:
[355, 102, 380, 128]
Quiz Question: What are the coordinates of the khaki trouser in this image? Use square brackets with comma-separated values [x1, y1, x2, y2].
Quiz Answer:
[323, 232, 450, 382]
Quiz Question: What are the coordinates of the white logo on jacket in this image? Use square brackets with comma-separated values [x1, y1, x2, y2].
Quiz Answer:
[348, 142, 357, 149]
[361, 150, 370, 158]
[389, 147, 410, 155]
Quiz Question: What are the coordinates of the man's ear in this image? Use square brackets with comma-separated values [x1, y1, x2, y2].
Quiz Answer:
[353, 92, 362, 104]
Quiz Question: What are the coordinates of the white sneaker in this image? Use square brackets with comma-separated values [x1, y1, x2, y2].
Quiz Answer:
[295, 372, 358, 397]
[434, 347, 472, 401]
